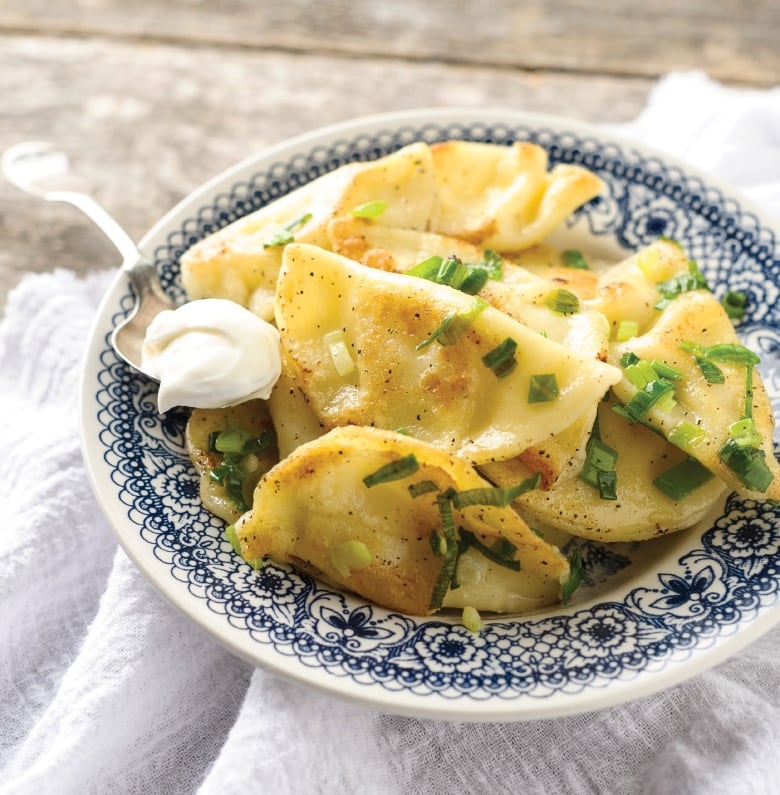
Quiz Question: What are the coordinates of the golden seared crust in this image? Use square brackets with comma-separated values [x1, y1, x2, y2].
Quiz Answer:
[236, 426, 569, 615]
[275, 243, 621, 464]
[429, 141, 603, 250]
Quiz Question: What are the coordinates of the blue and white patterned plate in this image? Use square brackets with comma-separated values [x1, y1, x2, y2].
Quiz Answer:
[80, 110, 780, 721]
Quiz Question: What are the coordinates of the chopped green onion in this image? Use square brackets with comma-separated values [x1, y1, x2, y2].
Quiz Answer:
[650, 360, 683, 382]
[450, 473, 541, 509]
[406, 254, 492, 295]
[668, 420, 707, 450]
[329, 540, 373, 578]
[700, 343, 760, 366]
[696, 356, 726, 384]
[720, 438, 774, 492]
[655, 259, 710, 309]
[415, 296, 488, 350]
[458, 528, 521, 571]
[744, 364, 755, 419]
[362, 454, 420, 487]
[616, 320, 639, 341]
[436, 256, 470, 288]
[562, 549, 583, 605]
[458, 268, 489, 295]
[406, 255, 442, 279]
[478, 249, 503, 279]
[728, 417, 762, 448]
[262, 213, 312, 248]
[490, 536, 519, 561]
[462, 606, 483, 633]
[614, 379, 675, 423]
[428, 495, 460, 611]
[624, 360, 659, 390]
[408, 479, 440, 498]
[225, 523, 241, 554]
[654, 387, 677, 414]
[429, 531, 448, 557]
[580, 422, 619, 501]
[528, 373, 559, 403]
[544, 288, 580, 315]
[207, 427, 276, 512]
[679, 340, 759, 383]
[350, 200, 387, 219]
[678, 341, 726, 383]
[248, 557, 265, 571]
[597, 470, 618, 500]
[721, 290, 748, 321]
[481, 337, 518, 380]
[620, 351, 641, 368]
[212, 429, 252, 454]
[323, 329, 355, 376]
[562, 249, 589, 269]
[653, 457, 716, 500]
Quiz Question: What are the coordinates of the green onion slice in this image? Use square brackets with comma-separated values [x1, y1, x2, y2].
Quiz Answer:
[544, 288, 580, 315]
[262, 213, 312, 248]
[668, 420, 707, 450]
[405, 255, 442, 279]
[616, 320, 639, 341]
[416, 296, 488, 350]
[350, 200, 388, 219]
[212, 429, 253, 454]
[700, 343, 760, 366]
[721, 290, 748, 321]
[458, 528, 521, 571]
[728, 417, 762, 448]
[406, 253, 493, 296]
[528, 373, 560, 403]
[720, 438, 774, 492]
[580, 420, 619, 500]
[408, 479, 440, 498]
[614, 379, 675, 423]
[481, 337, 518, 380]
[458, 268, 489, 295]
[478, 249, 503, 279]
[562, 249, 589, 269]
[450, 473, 541, 509]
[655, 259, 710, 309]
[653, 457, 715, 501]
[362, 454, 420, 487]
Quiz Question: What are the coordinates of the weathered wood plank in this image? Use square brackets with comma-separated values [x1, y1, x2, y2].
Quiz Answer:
[1, 0, 778, 85]
[0, 35, 652, 306]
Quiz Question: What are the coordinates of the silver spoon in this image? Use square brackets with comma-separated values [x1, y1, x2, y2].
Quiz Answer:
[1, 140, 175, 379]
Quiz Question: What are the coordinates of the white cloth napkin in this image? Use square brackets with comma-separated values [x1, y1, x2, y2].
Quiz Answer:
[2, 71, 779, 795]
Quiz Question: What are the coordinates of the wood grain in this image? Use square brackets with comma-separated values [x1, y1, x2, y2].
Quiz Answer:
[2, 0, 778, 85]
[1, 0, 777, 308]
[0, 35, 652, 305]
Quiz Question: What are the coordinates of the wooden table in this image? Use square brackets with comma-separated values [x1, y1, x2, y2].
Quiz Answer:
[2, 1, 778, 309]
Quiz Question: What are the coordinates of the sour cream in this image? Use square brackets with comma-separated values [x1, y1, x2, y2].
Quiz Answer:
[141, 298, 282, 413]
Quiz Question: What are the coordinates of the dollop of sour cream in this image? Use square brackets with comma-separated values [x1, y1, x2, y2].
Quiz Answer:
[141, 298, 282, 413]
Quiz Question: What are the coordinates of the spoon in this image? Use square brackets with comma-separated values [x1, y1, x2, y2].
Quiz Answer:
[1, 140, 175, 379]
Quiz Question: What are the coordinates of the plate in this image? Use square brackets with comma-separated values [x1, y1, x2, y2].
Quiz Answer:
[80, 109, 780, 721]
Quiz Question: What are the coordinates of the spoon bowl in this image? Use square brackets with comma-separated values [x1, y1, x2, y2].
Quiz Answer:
[2, 141, 176, 379]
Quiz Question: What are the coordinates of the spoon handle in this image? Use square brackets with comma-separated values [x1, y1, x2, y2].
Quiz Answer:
[44, 189, 140, 265]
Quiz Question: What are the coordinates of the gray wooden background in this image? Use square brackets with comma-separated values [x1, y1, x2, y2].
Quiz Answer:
[2, 0, 778, 309]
